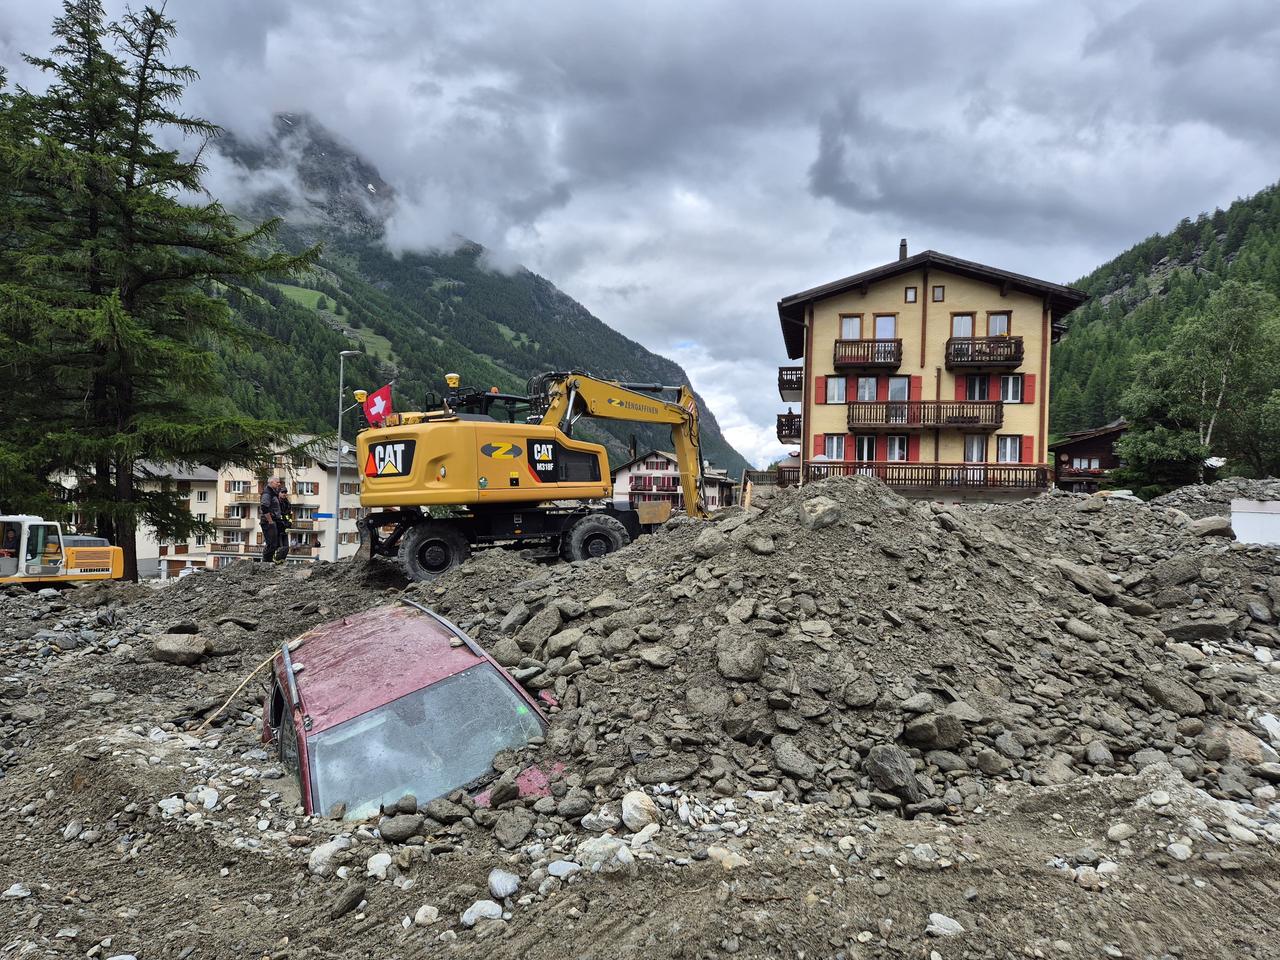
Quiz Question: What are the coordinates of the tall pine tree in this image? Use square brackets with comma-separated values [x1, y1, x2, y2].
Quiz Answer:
[0, 1, 318, 579]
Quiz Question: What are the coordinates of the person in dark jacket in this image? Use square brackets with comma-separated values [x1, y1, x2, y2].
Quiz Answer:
[259, 477, 283, 563]
[275, 482, 293, 563]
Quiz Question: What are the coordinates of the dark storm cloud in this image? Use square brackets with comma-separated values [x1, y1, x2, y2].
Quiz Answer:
[5, 0, 1279, 465]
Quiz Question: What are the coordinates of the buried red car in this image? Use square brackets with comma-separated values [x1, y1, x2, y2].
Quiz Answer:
[264, 599, 554, 820]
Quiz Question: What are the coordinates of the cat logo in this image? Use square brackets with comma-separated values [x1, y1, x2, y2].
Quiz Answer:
[365, 440, 415, 478]
[480, 442, 523, 460]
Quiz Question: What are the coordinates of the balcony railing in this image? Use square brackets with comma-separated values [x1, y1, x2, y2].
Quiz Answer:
[945, 336, 1024, 368]
[847, 401, 1003, 429]
[209, 542, 245, 553]
[212, 516, 249, 529]
[834, 339, 902, 369]
[777, 412, 802, 444]
[778, 366, 803, 399]
[1056, 466, 1111, 479]
[806, 461, 1050, 489]
[778, 466, 801, 487]
[232, 490, 260, 503]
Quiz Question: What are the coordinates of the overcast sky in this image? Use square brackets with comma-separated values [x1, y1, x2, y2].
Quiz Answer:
[6, 1, 1280, 466]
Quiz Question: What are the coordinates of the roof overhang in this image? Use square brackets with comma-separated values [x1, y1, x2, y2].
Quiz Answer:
[777, 250, 1089, 359]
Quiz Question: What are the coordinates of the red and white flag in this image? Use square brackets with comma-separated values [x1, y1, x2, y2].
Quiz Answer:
[363, 383, 393, 424]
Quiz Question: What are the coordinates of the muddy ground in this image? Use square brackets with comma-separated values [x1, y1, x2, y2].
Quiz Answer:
[1, 478, 1278, 960]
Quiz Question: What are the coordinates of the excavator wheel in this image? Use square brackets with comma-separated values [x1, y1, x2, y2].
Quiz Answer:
[398, 522, 471, 581]
[561, 514, 631, 563]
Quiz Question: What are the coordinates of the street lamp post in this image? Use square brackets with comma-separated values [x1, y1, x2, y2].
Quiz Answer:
[333, 350, 360, 562]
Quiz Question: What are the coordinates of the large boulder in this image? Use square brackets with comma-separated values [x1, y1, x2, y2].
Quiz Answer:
[1142, 674, 1205, 716]
[716, 631, 765, 681]
[151, 633, 213, 666]
[1189, 515, 1234, 538]
[798, 496, 842, 530]
[903, 713, 966, 750]
[1161, 611, 1238, 643]
[1047, 558, 1118, 600]
[771, 737, 818, 781]
[865, 744, 922, 802]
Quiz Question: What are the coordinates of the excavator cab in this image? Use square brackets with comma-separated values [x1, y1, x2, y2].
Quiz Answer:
[0, 515, 123, 586]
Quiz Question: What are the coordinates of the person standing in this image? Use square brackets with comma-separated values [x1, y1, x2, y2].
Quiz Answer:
[259, 477, 283, 563]
[275, 481, 293, 563]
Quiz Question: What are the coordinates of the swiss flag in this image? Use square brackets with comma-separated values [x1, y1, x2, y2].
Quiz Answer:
[363, 383, 393, 425]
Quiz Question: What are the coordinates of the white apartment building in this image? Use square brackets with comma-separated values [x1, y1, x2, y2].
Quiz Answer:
[127, 443, 362, 578]
[611, 450, 738, 513]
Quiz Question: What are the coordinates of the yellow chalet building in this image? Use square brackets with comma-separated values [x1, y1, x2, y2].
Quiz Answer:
[770, 241, 1087, 498]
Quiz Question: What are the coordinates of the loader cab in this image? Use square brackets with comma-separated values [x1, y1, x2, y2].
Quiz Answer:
[0, 516, 64, 579]
[448, 390, 536, 425]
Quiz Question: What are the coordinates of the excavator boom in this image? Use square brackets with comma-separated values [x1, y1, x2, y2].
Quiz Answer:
[536, 372, 707, 519]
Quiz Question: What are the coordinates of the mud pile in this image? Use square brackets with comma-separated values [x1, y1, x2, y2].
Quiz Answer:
[1, 476, 1279, 959]
[1151, 476, 1280, 519]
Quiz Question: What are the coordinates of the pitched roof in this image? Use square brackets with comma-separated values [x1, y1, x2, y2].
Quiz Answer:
[1047, 418, 1127, 451]
[776, 249, 1089, 359]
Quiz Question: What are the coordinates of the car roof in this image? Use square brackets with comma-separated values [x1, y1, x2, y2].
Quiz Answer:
[284, 602, 492, 735]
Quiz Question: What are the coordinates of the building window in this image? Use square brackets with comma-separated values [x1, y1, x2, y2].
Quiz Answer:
[230, 480, 250, 494]
[826, 376, 847, 403]
[887, 376, 910, 402]
[932, 285, 945, 302]
[996, 436, 1022, 463]
[1000, 374, 1023, 403]
[823, 435, 846, 460]
[904, 286, 917, 303]
[296, 481, 319, 496]
[196, 490, 208, 503]
[963, 435, 986, 463]
[988, 312, 1010, 336]
[1072, 457, 1101, 470]
[856, 376, 877, 402]
[886, 435, 908, 462]
[965, 375, 989, 401]
[854, 435, 876, 461]
[951, 313, 974, 338]
[839, 315, 861, 339]
[874, 314, 896, 339]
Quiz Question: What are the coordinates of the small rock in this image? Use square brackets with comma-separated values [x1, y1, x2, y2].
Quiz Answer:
[1166, 842, 1192, 862]
[925, 913, 964, 937]
[366, 852, 393, 880]
[621, 790, 659, 831]
[707, 845, 750, 871]
[329, 882, 365, 920]
[1106, 823, 1135, 843]
[460, 900, 503, 928]
[488, 868, 520, 899]
[414, 904, 440, 926]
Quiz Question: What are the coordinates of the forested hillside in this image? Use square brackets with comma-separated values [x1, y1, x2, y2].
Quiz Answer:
[209, 115, 750, 474]
[1051, 182, 1280, 435]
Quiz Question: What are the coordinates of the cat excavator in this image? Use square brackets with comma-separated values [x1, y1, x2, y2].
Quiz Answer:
[355, 371, 707, 580]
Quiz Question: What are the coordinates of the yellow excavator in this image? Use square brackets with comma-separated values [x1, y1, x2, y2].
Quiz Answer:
[0, 515, 124, 586]
[355, 371, 707, 579]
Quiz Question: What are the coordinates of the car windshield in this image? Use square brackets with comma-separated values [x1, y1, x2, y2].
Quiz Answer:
[308, 662, 546, 820]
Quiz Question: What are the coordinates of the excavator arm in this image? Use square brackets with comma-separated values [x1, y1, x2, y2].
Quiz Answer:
[537, 372, 708, 519]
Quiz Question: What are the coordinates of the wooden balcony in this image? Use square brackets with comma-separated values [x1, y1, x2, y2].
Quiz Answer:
[289, 519, 316, 530]
[209, 542, 245, 554]
[945, 336, 1024, 369]
[777, 412, 802, 444]
[1055, 466, 1112, 480]
[846, 400, 1003, 430]
[232, 490, 260, 503]
[213, 516, 249, 529]
[778, 366, 803, 402]
[834, 339, 902, 369]
[805, 461, 1050, 489]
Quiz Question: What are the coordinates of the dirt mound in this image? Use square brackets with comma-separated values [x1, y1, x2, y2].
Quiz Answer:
[1152, 476, 1280, 518]
[2, 476, 1279, 958]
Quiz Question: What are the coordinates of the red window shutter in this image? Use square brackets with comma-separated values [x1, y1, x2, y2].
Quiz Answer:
[1023, 373, 1036, 404]
[954, 376, 967, 402]
[224, 480, 231, 492]
[844, 439, 856, 462]
[815, 376, 827, 404]
[908, 435, 920, 462]
[1022, 435, 1035, 464]
[812, 433, 825, 457]
[875, 435, 887, 461]
[909, 375, 922, 402]
[876, 376, 889, 402]
[846, 375, 855, 398]
[988, 374, 999, 401]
